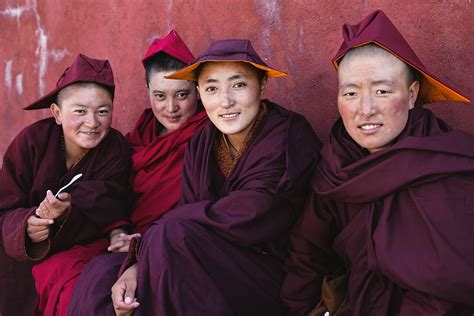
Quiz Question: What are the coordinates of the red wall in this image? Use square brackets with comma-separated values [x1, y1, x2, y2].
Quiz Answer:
[1, 0, 472, 164]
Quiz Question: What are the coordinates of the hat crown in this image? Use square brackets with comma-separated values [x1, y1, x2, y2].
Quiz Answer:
[195, 39, 267, 67]
[142, 30, 194, 66]
[333, 9, 470, 104]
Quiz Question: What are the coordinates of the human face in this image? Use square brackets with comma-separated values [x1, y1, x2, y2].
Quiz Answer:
[148, 70, 198, 134]
[197, 62, 266, 148]
[337, 50, 419, 153]
[51, 84, 113, 159]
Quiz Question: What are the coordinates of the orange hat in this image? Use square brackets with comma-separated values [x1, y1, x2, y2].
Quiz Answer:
[166, 39, 287, 81]
[332, 10, 470, 104]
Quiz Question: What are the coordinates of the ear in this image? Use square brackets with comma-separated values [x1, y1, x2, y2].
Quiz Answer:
[50, 103, 62, 125]
[408, 80, 420, 110]
[259, 77, 268, 98]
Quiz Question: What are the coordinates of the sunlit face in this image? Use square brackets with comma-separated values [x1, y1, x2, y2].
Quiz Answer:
[148, 70, 199, 134]
[197, 62, 266, 147]
[337, 50, 419, 153]
[51, 83, 113, 158]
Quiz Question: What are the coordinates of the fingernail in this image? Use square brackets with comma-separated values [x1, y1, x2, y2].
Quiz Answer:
[125, 297, 132, 304]
[49, 220, 54, 224]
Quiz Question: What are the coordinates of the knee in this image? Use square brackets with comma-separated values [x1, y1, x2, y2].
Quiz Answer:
[142, 216, 204, 248]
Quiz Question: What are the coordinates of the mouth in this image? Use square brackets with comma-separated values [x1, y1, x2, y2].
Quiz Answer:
[358, 123, 382, 133]
[219, 112, 240, 119]
[81, 131, 100, 135]
[164, 115, 182, 122]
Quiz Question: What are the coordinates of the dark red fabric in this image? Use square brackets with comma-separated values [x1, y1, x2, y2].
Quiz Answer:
[129, 101, 321, 315]
[282, 106, 474, 315]
[24, 53, 115, 110]
[0, 117, 131, 315]
[332, 10, 470, 104]
[141, 29, 194, 65]
[127, 109, 209, 234]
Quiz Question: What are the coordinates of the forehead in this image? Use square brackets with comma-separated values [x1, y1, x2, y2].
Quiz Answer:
[149, 70, 195, 91]
[338, 48, 409, 84]
[198, 61, 258, 81]
[59, 83, 112, 105]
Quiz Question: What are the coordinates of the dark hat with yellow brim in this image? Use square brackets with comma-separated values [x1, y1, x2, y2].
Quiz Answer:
[24, 54, 115, 110]
[332, 10, 470, 105]
[166, 39, 287, 81]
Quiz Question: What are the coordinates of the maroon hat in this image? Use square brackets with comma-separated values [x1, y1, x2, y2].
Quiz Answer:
[332, 10, 470, 104]
[142, 30, 194, 67]
[24, 54, 115, 110]
[166, 39, 287, 80]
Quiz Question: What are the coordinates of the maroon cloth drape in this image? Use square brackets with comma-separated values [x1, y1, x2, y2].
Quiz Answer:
[67, 109, 209, 315]
[282, 106, 474, 315]
[129, 101, 321, 315]
[0, 117, 131, 315]
[127, 108, 209, 234]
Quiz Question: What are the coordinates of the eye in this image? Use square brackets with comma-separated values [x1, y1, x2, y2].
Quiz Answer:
[376, 89, 390, 95]
[342, 91, 357, 97]
[176, 92, 189, 100]
[98, 109, 110, 116]
[233, 82, 246, 89]
[205, 86, 217, 93]
[154, 93, 165, 100]
[74, 109, 86, 114]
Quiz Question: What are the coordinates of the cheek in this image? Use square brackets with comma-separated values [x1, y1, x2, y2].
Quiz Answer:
[179, 100, 198, 116]
[337, 100, 356, 125]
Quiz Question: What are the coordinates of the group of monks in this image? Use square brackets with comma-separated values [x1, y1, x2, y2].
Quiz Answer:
[1, 9, 473, 316]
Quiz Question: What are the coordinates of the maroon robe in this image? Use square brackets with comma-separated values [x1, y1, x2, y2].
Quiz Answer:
[281, 106, 474, 315]
[0, 117, 131, 315]
[67, 109, 208, 314]
[124, 101, 320, 315]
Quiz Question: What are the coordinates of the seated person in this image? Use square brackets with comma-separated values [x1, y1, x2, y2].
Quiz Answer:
[104, 39, 322, 316]
[68, 30, 208, 314]
[281, 10, 474, 316]
[0, 54, 131, 315]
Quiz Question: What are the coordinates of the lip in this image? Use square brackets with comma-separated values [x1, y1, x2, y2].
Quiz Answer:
[163, 115, 182, 123]
[219, 112, 240, 120]
[80, 131, 100, 135]
[358, 123, 383, 134]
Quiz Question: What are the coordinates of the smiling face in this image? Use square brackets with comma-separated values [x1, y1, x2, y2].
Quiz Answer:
[51, 83, 113, 159]
[197, 61, 266, 148]
[337, 46, 419, 153]
[148, 70, 198, 134]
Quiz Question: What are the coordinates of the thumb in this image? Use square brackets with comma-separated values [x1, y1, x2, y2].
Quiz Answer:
[57, 192, 71, 201]
[124, 282, 137, 305]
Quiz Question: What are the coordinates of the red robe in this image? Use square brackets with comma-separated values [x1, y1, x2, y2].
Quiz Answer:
[0, 117, 131, 315]
[281, 106, 474, 315]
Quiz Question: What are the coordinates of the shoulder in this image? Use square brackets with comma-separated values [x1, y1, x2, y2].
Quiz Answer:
[7, 117, 57, 152]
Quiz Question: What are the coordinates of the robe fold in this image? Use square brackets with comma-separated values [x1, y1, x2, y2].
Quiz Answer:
[0, 117, 131, 316]
[281, 106, 474, 316]
[125, 101, 320, 315]
[68, 109, 209, 315]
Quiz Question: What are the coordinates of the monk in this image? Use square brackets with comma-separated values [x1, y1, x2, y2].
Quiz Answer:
[68, 30, 208, 314]
[281, 10, 474, 316]
[0, 54, 131, 316]
[105, 39, 321, 316]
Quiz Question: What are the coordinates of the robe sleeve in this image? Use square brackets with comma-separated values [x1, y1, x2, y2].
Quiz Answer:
[165, 113, 321, 248]
[280, 193, 343, 316]
[0, 131, 50, 261]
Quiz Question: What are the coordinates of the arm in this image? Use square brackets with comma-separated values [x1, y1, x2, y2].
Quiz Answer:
[281, 194, 343, 316]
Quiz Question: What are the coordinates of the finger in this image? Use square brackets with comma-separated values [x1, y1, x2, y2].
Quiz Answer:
[28, 216, 54, 226]
[56, 192, 71, 202]
[108, 240, 124, 252]
[116, 245, 130, 253]
[123, 233, 141, 241]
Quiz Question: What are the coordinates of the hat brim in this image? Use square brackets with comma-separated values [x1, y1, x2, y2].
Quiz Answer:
[23, 87, 61, 110]
[165, 60, 287, 81]
[333, 41, 470, 104]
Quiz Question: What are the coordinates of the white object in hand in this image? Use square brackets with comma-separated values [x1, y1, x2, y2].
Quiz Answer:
[55, 173, 83, 198]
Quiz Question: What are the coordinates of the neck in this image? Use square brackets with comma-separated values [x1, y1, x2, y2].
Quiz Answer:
[64, 139, 88, 169]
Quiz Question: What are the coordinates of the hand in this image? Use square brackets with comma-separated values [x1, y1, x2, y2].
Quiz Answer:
[108, 232, 141, 253]
[35, 190, 71, 220]
[111, 264, 140, 315]
[27, 215, 53, 242]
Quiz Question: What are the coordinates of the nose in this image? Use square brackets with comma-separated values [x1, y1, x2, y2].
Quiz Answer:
[219, 88, 235, 109]
[84, 113, 99, 128]
[359, 92, 376, 117]
[165, 98, 179, 113]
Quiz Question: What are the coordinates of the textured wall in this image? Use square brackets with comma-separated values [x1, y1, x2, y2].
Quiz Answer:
[0, 0, 472, 164]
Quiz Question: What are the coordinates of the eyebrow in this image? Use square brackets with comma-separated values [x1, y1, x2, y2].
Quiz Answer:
[340, 80, 395, 89]
[151, 89, 191, 94]
[202, 73, 248, 84]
